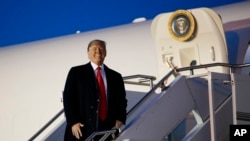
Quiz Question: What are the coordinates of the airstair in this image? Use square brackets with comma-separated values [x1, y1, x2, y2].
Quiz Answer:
[29, 7, 250, 141]
[85, 64, 250, 141]
[29, 63, 250, 141]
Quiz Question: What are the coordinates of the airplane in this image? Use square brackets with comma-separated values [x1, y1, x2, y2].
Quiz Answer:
[0, 1, 249, 140]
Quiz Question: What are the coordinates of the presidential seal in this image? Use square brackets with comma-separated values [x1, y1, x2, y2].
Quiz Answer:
[168, 10, 196, 41]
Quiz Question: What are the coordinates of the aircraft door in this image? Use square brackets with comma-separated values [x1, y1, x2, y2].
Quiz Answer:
[151, 8, 229, 81]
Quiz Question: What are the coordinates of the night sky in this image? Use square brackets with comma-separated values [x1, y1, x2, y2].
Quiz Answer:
[0, 0, 244, 47]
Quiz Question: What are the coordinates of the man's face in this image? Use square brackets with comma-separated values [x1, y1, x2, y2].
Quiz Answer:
[88, 43, 106, 66]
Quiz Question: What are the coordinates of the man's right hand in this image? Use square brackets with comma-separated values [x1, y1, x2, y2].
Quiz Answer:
[72, 123, 84, 139]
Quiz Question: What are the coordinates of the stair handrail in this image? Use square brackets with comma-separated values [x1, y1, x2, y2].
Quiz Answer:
[123, 74, 156, 88]
[28, 74, 156, 141]
[28, 109, 64, 141]
[29, 62, 250, 140]
[85, 128, 117, 141]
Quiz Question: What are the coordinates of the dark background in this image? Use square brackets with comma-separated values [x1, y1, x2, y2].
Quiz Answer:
[0, 0, 244, 47]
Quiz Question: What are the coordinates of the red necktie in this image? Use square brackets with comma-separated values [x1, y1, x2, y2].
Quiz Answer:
[96, 67, 107, 121]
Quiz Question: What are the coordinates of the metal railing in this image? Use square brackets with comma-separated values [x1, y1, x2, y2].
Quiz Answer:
[123, 74, 156, 88]
[28, 74, 156, 141]
[29, 63, 250, 140]
[85, 128, 118, 141]
[85, 74, 157, 141]
[125, 70, 175, 117]
[177, 62, 250, 72]
[124, 62, 250, 129]
[28, 109, 64, 141]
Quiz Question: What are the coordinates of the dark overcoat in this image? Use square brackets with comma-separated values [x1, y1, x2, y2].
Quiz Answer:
[63, 62, 127, 140]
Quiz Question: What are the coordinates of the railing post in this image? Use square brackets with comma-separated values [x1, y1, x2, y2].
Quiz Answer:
[230, 73, 237, 124]
[208, 72, 216, 141]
